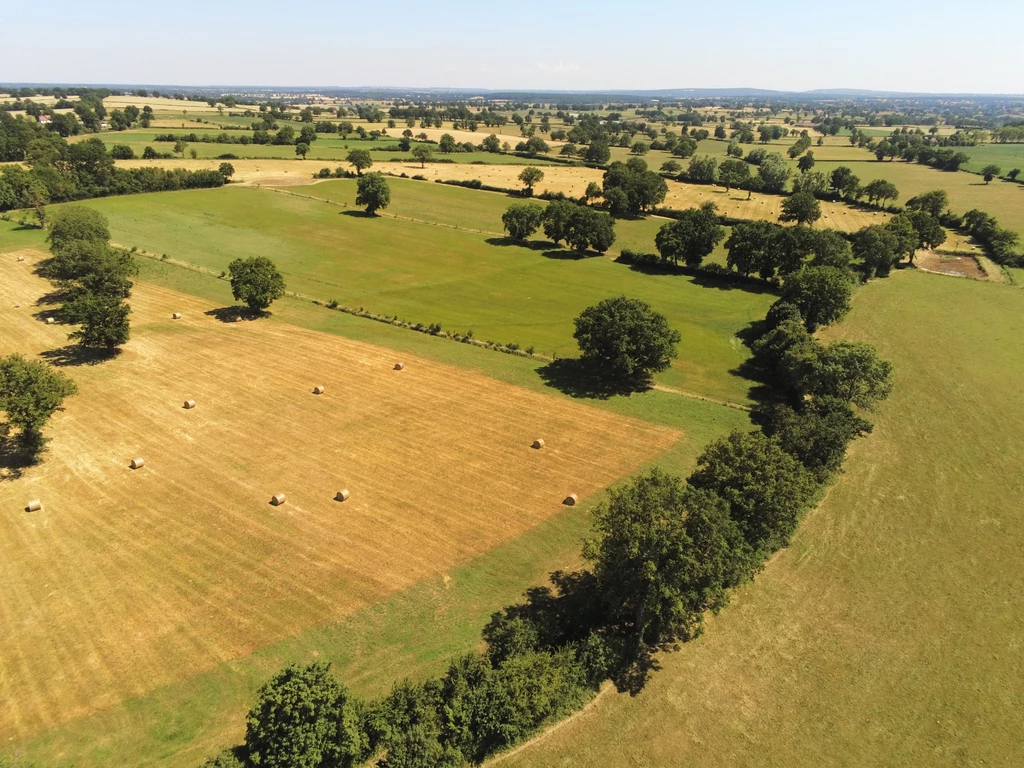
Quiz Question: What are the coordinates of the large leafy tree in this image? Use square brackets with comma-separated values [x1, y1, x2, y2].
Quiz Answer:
[355, 172, 391, 214]
[688, 430, 818, 555]
[573, 296, 680, 381]
[345, 148, 372, 175]
[517, 166, 544, 191]
[655, 202, 725, 267]
[368, 679, 462, 768]
[601, 159, 667, 217]
[501, 202, 544, 240]
[786, 340, 894, 409]
[779, 191, 821, 226]
[246, 663, 367, 768]
[228, 256, 286, 312]
[47, 205, 110, 255]
[781, 266, 854, 331]
[0, 354, 78, 461]
[852, 224, 901, 278]
[585, 469, 751, 649]
[758, 397, 874, 480]
[67, 294, 132, 349]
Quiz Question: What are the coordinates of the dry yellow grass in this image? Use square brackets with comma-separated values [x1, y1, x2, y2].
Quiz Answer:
[0, 250, 679, 740]
[115, 157, 315, 186]
[381, 162, 885, 232]
[102, 95, 222, 114]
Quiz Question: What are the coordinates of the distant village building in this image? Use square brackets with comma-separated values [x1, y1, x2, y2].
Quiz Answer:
[38, 115, 51, 125]
[100, 121, 110, 130]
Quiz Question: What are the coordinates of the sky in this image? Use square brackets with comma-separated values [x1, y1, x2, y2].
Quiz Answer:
[2, 0, 1022, 94]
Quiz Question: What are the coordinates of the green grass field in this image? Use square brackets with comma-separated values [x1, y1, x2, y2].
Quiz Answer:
[78, 183, 771, 403]
[495, 270, 1024, 767]
[954, 142, 1024, 174]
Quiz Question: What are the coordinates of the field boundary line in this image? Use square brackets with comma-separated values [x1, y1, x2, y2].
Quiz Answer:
[118, 245, 752, 412]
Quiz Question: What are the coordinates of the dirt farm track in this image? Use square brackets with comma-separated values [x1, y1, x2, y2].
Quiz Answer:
[0, 250, 679, 739]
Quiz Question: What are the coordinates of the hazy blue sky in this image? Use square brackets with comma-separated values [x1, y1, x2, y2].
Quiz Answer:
[3, 0, 1022, 93]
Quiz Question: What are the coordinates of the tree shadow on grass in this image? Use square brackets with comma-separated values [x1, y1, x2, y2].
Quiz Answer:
[204, 307, 266, 323]
[340, 209, 377, 218]
[0, 437, 31, 482]
[484, 237, 555, 251]
[538, 358, 652, 400]
[39, 345, 121, 367]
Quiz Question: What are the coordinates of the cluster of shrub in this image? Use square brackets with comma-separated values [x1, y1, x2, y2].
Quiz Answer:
[0, 132, 225, 214]
[37, 206, 135, 352]
[202, 269, 891, 768]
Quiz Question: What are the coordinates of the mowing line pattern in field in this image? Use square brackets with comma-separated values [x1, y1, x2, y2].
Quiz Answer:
[0, 252, 679, 739]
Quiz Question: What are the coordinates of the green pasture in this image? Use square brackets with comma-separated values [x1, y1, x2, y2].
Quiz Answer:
[498, 269, 1024, 767]
[954, 142, 1024, 174]
[78, 182, 768, 403]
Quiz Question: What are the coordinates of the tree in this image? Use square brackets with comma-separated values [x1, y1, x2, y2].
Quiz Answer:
[808, 228, 853, 270]
[295, 142, 309, 160]
[981, 164, 1001, 184]
[110, 144, 135, 160]
[501, 203, 544, 241]
[829, 166, 860, 199]
[906, 189, 948, 218]
[369, 679, 462, 768]
[437, 133, 457, 154]
[781, 266, 854, 331]
[757, 153, 791, 193]
[47, 205, 110, 255]
[355, 172, 391, 214]
[562, 207, 615, 253]
[218, 162, 235, 180]
[758, 397, 873, 480]
[573, 296, 680, 381]
[518, 166, 545, 192]
[688, 430, 817, 556]
[601, 160, 667, 217]
[907, 209, 946, 255]
[725, 220, 781, 279]
[245, 663, 367, 768]
[67, 294, 131, 349]
[797, 152, 815, 173]
[584, 141, 610, 164]
[481, 134, 501, 153]
[779, 192, 821, 226]
[630, 141, 649, 155]
[173, 139, 187, 157]
[686, 155, 717, 184]
[660, 160, 682, 175]
[851, 224, 901, 278]
[0, 354, 77, 461]
[862, 179, 899, 206]
[586, 469, 750, 649]
[542, 200, 577, 245]
[411, 145, 433, 167]
[655, 202, 725, 267]
[345, 149, 372, 175]
[787, 340, 894, 409]
[717, 158, 750, 192]
[228, 256, 286, 312]
[584, 181, 602, 202]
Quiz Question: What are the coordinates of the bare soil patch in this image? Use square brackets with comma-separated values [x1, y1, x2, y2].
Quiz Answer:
[915, 250, 987, 279]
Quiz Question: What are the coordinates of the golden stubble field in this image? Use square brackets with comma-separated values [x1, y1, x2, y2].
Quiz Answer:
[0, 251, 679, 741]
[111, 157, 886, 233]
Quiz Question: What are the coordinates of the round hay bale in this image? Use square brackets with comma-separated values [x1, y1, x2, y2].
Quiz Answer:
[234, 316, 243, 323]
[130, 457, 145, 469]
[271, 493, 286, 506]
[183, 399, 196, 409]
[532, 438, 545, 449]
[335, 489, 350, 502]
[26, 499, 42, 512]
[45, 317, 55, 325]
[394, 362, 405, 370]
[563, 493, 578, 506]
[172, 312, 182, 319]
[312, 385, 325, 395]
[17, 256, 25, 262]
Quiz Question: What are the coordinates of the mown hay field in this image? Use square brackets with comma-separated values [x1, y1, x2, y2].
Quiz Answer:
[497, 270, 1024, 767]
[76, 184, 776, 404]
[0, 250, 680, 743]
